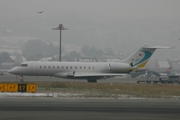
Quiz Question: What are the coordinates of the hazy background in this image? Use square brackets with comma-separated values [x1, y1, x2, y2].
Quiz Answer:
[0, 0, 180, 60]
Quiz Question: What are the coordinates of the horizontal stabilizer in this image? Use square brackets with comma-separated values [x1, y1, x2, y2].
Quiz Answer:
[142, 44, 172, 49]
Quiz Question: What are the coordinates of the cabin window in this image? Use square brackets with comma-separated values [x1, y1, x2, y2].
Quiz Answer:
[62, 66, 64, 69]
[53, 66, 55, 69]
[70, 66, 72, 69]
[89, 67, 91, 69]
[84, 66, 86, 69]
[44, 66, 46, 68]
[57, 66, 59, 69]
[80, 66, 82, 69]
[66, 66, 68, 69]
[93, 67, 95, 69]
[75, 66, 77, 69]
[40, 66, 42, 68]
[20, 64, 28, 67]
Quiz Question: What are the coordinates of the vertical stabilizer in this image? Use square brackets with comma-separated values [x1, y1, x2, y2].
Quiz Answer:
[122, 44, 172, 69]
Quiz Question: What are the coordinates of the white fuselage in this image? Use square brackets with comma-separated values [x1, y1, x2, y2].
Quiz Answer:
[9, 61, 131, 79]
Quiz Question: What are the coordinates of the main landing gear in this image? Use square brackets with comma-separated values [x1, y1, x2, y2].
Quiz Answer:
[87, 78, 97, 83]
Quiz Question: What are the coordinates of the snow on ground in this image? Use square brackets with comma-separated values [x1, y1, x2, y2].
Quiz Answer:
[0, 92, 52, 97]
[0, 92, 83, 98]
[0, 92, 179, 99]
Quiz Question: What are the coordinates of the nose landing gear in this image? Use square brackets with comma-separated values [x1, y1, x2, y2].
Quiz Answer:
[20, 75, 24, 82]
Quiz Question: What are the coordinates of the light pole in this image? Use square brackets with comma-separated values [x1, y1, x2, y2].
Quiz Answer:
[52, 24, 68, 61]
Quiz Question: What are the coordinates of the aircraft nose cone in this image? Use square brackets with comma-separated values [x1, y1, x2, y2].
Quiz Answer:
[8, 67, 18, 75]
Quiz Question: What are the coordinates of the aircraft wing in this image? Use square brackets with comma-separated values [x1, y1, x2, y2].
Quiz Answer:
[53, 72, 127, 79]
[74, 73, 127, 77]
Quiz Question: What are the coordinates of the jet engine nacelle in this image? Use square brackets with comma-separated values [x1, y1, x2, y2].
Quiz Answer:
[109, 62, 131, 72]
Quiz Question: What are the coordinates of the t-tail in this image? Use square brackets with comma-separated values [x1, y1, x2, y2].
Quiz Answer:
[122, 44, 172, 69]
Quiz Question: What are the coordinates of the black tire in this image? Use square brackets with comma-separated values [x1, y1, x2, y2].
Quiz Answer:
[87, 79, 97, 83]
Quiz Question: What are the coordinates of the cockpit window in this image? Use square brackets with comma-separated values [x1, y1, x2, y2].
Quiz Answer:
[20, 64, 28, 67]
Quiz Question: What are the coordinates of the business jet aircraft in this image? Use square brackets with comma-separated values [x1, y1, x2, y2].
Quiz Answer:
[8, 44, 171, 82]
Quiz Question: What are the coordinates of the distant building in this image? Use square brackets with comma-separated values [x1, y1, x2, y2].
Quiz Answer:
[154, 60, 170, 73]
[106, 59, 121, 62]
[0, 56, 16, 69]
[39, 57, 55, 61]
[9, 56, 27, 64]
[1, 56, 15, 66]
[76, 58, 98, 62]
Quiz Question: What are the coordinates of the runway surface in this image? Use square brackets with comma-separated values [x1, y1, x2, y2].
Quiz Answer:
[0, 74, 179, 120]
[0, 98, 179, 120]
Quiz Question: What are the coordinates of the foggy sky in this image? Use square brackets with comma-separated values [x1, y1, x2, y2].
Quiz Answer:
[1, 0, 180, 19]
[1, 0, 180, 59]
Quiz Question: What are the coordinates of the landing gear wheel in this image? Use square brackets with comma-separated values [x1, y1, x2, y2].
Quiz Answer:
[87, 78, 97, 83]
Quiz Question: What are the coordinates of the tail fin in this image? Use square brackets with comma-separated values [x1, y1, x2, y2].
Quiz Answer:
[122, 44, 172, 69]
